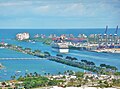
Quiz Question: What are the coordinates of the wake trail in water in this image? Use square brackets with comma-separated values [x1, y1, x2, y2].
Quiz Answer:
[69, 53, 109, 60]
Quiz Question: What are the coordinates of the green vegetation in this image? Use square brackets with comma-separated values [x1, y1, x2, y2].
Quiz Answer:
[100, 64, 118, 71]
[56, 54, 63, 57]
[21, 76, 48, 88]
[112, 79, 120, 87]
[114, 72, 120, 75]
[16, 72, 65, 89]
[66, 56, 78, 61]
[0, 42, 51, 58]
[32, 37, 52, 45]
[49, 56, 118, 75]
[0, 70, 120, 89]
[75, 71, 84, 78]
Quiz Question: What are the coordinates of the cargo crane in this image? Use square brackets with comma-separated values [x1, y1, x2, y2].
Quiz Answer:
[114, 26, 119, 45]
[104, 25, 108, 35]
[114, 25, 119, 36]
[103, 26, 108, 47]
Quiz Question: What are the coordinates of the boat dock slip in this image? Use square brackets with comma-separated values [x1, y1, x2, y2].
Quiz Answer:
[0, 58, 46, 60]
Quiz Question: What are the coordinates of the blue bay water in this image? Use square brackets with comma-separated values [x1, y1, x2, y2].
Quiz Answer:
[0, 58, 83, 81]
[0, 28, 120, 81]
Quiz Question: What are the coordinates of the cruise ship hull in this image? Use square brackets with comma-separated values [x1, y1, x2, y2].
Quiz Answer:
[51, 42, 69, 53]
[52, 48, 69, 53]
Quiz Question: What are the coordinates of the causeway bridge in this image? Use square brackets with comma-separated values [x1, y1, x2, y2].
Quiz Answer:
[0, 58, 46, 60]
[0, 56, 58, 60]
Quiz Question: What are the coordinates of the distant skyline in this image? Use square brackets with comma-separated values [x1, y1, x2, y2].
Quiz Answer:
[0, 0, 120, 29]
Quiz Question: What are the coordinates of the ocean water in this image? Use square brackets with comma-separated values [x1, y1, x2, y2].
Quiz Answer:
[0, 28, 119, 39]
[0, 28, 120, 81]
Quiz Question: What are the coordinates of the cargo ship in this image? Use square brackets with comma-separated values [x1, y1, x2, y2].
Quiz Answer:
[51, 42, 69, 53]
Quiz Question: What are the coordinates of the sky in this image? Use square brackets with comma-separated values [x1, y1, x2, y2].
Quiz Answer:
[0, 0, 120, 29]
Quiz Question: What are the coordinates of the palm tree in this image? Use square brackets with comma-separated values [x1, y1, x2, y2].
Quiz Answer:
[34, 50, 42, 56]
[70, 78, 75, 86]
[89, 76, 94, 86]
[1, 82, 6, 87]
[67, 70, 70, 73]
[34, 49, 41, 53]
[64, 71, 67, 75]
[112, 66, 118, 72]
[72, 57, 78, 61]
[77, 77, 82, 86]
[84, 76, 89, 85]
[7, 44, 12, 48]
[58, 72, 61, 75]
[44, 73, 47, 76]
[100, 64, 106, 68]
[98, 80, 104, 89]
[24, 48, 32, 53]
[56, 54, 63, 57]
[75, 71, 84, 78]
[17, 46, 23, 51]
[30, 73, 33, 77]
[34, 72, 39, 77]
[44, 51, 51, 57]
[69, 70, 74, 75]
[81, 80, 86, 89]
[11, 75, 16, 80]
[48, 73, 50, 76]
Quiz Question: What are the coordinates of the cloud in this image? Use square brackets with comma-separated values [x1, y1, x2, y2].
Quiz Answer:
[0, 0, 120, 28]
[0, 0, 119, 17]
[0, 2, 19, 6]
[34, 5, 50, 13]
[61, 3, 85, 16]
[0, 1, 33, 6]
[33, 3, 86, 17]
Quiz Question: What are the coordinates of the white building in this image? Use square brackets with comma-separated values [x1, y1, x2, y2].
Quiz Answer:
[16, 32, 30, 40]
[50, 86, 117, 89]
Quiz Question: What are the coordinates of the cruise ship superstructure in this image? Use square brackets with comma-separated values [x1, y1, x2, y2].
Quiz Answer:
[52, 42, 69, 53]
[51, 35, 69, 53]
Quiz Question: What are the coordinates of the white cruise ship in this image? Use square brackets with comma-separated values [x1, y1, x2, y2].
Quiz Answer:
[52, 42, 69, 53]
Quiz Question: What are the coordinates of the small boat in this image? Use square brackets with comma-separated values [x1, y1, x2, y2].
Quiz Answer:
[16, 70, 21, 73]
[4, 73, 7, 76]
[4, 70, 7, 72]
[0, 63, 5, 69]
[15, 70, 21, 76]
[42, 70, 45, 73]
[25, 69, 28, 72]
[0, 47, 4, 49]
[31, 41, 35, 44]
